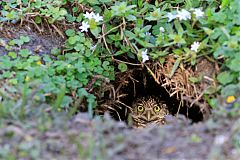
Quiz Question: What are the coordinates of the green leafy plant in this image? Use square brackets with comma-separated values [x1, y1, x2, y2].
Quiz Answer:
[0, 27, 115, 113]
[204, 0, 240, 109]
[0, 0, 240, 115]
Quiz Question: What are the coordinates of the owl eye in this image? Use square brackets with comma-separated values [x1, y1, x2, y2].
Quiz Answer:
[137, 106, 144, 112]
[154, 106, 161, 112]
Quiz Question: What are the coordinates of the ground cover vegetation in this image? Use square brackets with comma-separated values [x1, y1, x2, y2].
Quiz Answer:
[0, 0, 240, 159]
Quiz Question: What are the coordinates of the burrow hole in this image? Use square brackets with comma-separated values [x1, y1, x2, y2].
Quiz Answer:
[107, 67, 204, 124]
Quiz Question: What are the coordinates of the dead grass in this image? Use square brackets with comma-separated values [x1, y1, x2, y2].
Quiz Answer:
[97, 55, 219, 121]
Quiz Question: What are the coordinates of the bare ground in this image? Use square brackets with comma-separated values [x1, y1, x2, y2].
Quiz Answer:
[0, 110, 239, 160]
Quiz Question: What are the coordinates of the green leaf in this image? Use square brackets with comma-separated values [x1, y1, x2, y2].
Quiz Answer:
[174, 20, 184, 36]
[221, 84, 239, 97]
[68, 36, 78, 44]
[2, 71, 13, 78]
[6, 11, 15, 20]
[88, 0, 99, 4]
[210, 28, 222, 40]
[87, 94, 96, 118]
[135, 38, 155, 47]
[141, 25, 152, 32]
[54, 85, 66, 109]
[172, 49, 184, 55]
[59, 8, 67, 16]
[102, 61, 110, 70]
[66, 14, 76, 22]
[77, 88, 89, 97]
[8, 51, 17, 59]
[89, 19, 97, 29]
[169, 58, 181, 78]
[51, 47, 61, 56]
[227, 58, 240, 72]
[114, 50, 125, 56]
[204, 86, 217, 94]
[99, 0, 112, 2]
[19, 49, 31, 58]
[0, 56, 12, 69]
[202, 27, 213, 36]
[34, 16, 42, 24]
[126, 15, 137, 21]
[118, 63, 128, 72]
[65, 29, 75, 37]
[20, 36, 30, 43]
[145, 8, 162, 21]
[217, 71, 235, 85]
[74, 43, 85, 52]
[72, 7, 79, 13]
[90, 27, 100, 38]
[8, 40, 15, 46]
[61, 96, 73, 107]
[170, 34, 186, 44]
[111, 2, 136, 17]
[189, 76, 201, 84]
[8, 79, 18, 85]
[221, 0, 230, 8]
[124, 30, 136, 40]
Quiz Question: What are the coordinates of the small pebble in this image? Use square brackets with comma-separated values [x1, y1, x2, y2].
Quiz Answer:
[214, 135, 227, 145]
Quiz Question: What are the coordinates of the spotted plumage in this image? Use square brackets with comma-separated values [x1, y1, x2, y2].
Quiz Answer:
[130, 97, 169, 128]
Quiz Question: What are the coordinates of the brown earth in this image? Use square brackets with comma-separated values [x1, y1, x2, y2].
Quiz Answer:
[0, 111, 239, 160]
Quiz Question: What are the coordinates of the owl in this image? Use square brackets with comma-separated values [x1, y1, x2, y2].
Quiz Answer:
[130, 97, 169, 128]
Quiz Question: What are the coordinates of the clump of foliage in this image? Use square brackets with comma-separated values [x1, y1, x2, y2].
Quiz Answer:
[0, 0, 240, 159]
[209, 1, 240, 110]
[0, 0, 239, 114]
[0, 32, 114, 114]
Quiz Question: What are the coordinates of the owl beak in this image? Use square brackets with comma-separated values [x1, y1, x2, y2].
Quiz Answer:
[147, 111, 151, 121]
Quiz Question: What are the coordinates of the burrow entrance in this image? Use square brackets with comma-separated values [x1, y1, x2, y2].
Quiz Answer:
[97, 56, 217, 124]
[113, 68, 203, 122]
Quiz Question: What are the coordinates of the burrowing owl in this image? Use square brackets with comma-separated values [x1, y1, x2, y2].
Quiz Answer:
[130, 97, 169, 128]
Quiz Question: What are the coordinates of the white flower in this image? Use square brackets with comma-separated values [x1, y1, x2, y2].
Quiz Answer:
[141, 49, 149, 63]
[159, 27, 165, 32]
[146, 32, 151, 36]
[193, 8, 204, 19]
[177, 9, 191, 21]
[93, 13, 103, 22]
[79, 21, 90, 32]
[90, 44, 97, 50]
[83, 12, 94, 19]
[190, 41, 200, 52]
[83, 11, 103, 22]
[166, 12, 176, 22]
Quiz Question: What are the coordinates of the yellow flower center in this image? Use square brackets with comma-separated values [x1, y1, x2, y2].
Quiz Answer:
[36, 60, 42, 65]
[226, 95, 236, 104]
[25, 76, 30, 82]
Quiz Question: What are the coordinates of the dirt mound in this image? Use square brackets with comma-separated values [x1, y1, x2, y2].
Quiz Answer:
[0, 24, 64, 56]
[0, 111, 239, 160]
